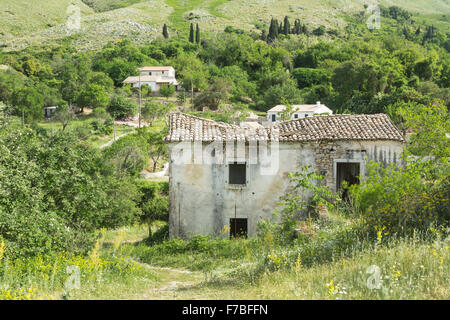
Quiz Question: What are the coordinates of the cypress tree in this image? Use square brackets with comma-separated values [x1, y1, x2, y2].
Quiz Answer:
[268, 18, 279, 41]
[195, 23, 200, 44]
[283, 16, 290, 35]
[415, 26, 421, 35]
[189, 23, 194, 43]
[163, 24, 169, 39]
[403, 26, 409, 40]
[292, 19, 300, 34]
[301, 24, 307, 34]
[268, 18, 275, 41]
[422, 25, 435, 44]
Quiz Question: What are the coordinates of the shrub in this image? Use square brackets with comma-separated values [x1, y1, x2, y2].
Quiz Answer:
[102, 133, 148, 177]
[71, 123, 92, 140]
[136, 180, 169, 238]
[0, 126, 140, 258]
[90, 118, 113, 135]
[349, 159, 449, 239]
[159, 84, 175, 100]
[292, 68, 330, 89]
[146, 224, 169, 245]
[108, 95, 137, 120]
[91, 107, 109, 119]
[263, 166, 336, 245]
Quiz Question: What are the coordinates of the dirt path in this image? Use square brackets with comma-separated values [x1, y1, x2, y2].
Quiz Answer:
[99, 131, 132, 149]
[129, 260, 207, 300]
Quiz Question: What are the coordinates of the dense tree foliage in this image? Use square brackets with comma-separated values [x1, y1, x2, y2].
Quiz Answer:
[108, 94, 137, 119]
[0, 127, 140, 258]
[0, 6, 447, 117]
[136, 180, 169, 238]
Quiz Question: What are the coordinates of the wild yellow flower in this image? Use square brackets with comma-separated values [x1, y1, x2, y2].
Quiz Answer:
[0, 238, 5, 260]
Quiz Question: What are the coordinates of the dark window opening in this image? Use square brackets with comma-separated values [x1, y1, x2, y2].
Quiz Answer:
[271, 114, 276, 122]
[229, 162, 246, 185]
[230, 218, 248, 239]
[336, 162, 360, 200]
[294, 114, 298, 119]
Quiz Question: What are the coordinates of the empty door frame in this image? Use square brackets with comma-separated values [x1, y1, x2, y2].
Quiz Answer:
[333, 159, 365, 192]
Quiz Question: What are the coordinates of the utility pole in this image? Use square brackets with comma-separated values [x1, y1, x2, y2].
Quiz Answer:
[113, 112, 116, 141]
[190, 76, 194, 105]
[138, 72, 142, 128]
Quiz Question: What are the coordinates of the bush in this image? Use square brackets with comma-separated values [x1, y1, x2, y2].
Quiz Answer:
[292, 68, 330, 89]
[261, 81, 303, 111]
[71, 123, 92, 140]
[0, 126, 140, 258]
[108, 95, 137, 120]
[259, 166, 336, 246]
[90, 118, 113, 135]
[91, 107, 109, 119]
[136, 180, 169, 237]
[349, 159, 449, 239]
[102, 133, 148, 177]
[146, 224, 169, 245]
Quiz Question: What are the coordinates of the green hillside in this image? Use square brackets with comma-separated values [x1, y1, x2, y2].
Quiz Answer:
[0, 0, 449, 51]
[0, 0, 93, 36]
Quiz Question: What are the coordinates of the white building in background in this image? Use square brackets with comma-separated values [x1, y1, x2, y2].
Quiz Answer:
[43, 106, 58, 118]
[267, 102, 332, 122]
[123, 66, 178, 92]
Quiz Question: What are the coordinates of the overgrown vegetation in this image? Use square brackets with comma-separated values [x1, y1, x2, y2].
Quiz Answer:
[0, 2, 448, 300]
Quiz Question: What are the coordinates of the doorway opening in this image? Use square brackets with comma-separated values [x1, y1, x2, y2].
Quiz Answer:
[230, 218, 248, 239]
[336, 162, 360, 200]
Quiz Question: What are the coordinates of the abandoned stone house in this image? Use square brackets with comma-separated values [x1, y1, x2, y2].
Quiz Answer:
[165, 112, 405, 239]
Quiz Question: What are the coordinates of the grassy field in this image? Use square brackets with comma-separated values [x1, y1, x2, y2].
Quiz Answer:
[4, 114, 136, 149]
[122, 237, 449, 300]
[0, 222, 450, 300]
[2, 219, 447, 300]
[1, 0, 448, 51]
[81, 0, 143, 12]
[36, 117, 135, 148]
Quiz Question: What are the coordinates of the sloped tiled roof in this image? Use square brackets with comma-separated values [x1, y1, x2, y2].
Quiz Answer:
[274, 114, 405, 142]
[165, 113, 273, 142]
[165, 112, 405, 143]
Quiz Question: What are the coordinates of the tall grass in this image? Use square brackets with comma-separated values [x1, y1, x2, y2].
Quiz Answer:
[0, 230, 158, 300]
[198, 236, 449, 300]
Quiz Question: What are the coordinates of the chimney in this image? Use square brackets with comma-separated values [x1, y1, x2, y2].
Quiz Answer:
[317, 101, 321, 106]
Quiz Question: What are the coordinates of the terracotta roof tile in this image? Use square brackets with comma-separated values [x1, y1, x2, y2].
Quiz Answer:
[275, 113, 405, 142]
[165, 112, 405, 143]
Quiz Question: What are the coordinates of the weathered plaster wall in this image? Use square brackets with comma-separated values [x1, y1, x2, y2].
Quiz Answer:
[168, 140, 404, 238]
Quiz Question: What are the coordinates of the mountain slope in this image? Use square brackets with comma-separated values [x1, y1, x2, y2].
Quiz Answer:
[0, 0, 448, 51]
